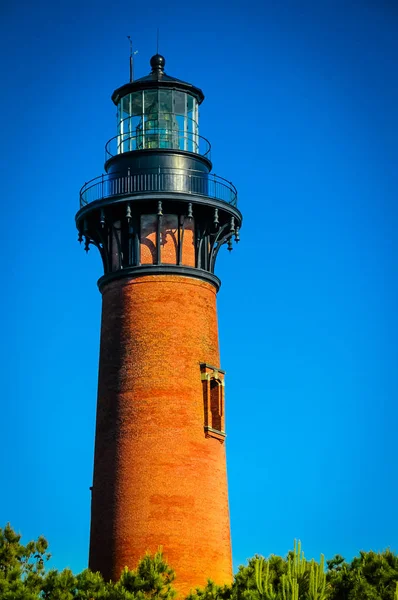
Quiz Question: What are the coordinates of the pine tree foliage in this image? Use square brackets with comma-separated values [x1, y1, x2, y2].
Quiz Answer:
[0, 523, 50, 600]
[1, 525, 397, 600]
[185, 579, 231, 600]
[326, 549, 398, 600]
[187, 541, 397, 600]
[112, 550, 176, 600]
[0, 525, 176, 599]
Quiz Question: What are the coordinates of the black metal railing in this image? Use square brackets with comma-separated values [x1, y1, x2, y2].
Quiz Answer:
[105, 130, 211, 161]
[79, 168, 237, 208]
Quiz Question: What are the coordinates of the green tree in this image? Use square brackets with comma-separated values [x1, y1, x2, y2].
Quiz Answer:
[1, 523, 398, 600]
[231, 554, 286, 600]
[75, 569, 110, 600]
[188, 542, 327, 600]
[327, 550, 398, 600]
[186, 579, 232, 600]
[0, 524, 178, 600]
[253, 541, 326, 600]
[112, 549, 176, 600]
[0, 523, 50, 599]
[41, 568, 76, 600]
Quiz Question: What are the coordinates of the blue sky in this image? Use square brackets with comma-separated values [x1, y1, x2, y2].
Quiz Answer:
[0, 0, 397, 576]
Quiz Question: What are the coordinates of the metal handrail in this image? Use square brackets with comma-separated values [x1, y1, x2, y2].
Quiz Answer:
[105, 130, 211, 160]
[79, 168, 237, 208]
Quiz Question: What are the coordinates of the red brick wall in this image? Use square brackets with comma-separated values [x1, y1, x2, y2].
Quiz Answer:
[90, 275, 232, 595]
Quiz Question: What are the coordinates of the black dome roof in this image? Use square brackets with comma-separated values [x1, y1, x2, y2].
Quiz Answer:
[111, 55, 205, 105]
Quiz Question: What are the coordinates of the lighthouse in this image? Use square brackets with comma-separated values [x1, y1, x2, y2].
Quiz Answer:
[75, 54, 242, 595]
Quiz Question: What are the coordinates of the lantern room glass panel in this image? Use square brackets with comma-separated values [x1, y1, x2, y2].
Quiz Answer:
[117, 90, 199, 154]
[130, 92, 143, 150]
[142, 90, 157, 148]
[121, 96, 131, 153]
[187, 96, 198, 153]
[173, 91, 186, 150]
[131, 92, 142, 116]
[158, 90, 178, 148]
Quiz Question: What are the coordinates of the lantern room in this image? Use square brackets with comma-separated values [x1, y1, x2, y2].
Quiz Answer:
[116, 88, 199, 153]
[76, 53, 241, 291]
[109, 54, 206, 157]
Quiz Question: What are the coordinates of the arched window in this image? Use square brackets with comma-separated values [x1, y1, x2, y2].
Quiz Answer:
[200, 363, 226, 442]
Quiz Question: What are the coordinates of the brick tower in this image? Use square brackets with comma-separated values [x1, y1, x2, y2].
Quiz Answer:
[75, 54, 242, 595]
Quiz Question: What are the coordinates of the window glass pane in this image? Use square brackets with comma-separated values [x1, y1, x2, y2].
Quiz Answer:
[143, 91, 158, 148]
[131, 92, 143, 116]
[120, 118, 128, 138]
[187, 96, 195, 144]
[174, 91, 186, 115]
[117, 103, 122, 151]
[187, 95, 194, 114]
[122, 95, 130, 118]
[176, 115, 185, 150]
[120, 96, 131, 144]
[159, 90, 172, 114]
[158, 90, 176, 143]
[192, 99, 198, 152]
[144, 90, 158, 117]
[174, 92, 187, 148]
[132, 116, 141, 149]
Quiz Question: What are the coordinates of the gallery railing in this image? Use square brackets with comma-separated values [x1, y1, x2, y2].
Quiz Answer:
[80, 168, 237, 208]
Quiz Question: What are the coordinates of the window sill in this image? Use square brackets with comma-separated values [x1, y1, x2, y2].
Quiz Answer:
[204, 426, 226, 442]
